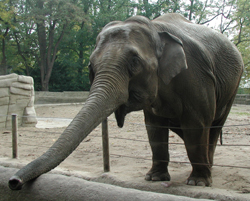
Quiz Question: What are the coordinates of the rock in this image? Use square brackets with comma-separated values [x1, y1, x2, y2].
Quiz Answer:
[0, 74, 37, 129]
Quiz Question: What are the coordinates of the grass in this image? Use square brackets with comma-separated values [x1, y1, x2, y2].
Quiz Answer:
[230, 111, 250, 116]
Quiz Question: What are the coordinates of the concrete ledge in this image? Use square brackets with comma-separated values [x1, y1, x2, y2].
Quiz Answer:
[35, 91, 89, 104]
[0, 166, 209, 201]
[234, 94, 250, 105]
[35, 92, 250, 105]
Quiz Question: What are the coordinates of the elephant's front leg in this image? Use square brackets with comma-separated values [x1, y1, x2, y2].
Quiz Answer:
[144, 110, 170, 181]
[183, 127, 212, 186]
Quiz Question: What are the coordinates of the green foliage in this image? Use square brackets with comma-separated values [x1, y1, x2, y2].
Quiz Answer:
[0, 0, 14, 74]
[182, 0, 205, 21]
[1, 0, 249, 92]
[238, 88, 250, 94]
[134, 0, 183, 19]
[47, 61, 90, 92]
[233, 0, 250, 88]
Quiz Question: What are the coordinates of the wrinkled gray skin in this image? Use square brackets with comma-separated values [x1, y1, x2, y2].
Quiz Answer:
[9, 14, 243, 190]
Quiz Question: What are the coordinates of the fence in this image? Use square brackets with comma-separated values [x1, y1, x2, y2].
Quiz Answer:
[3, 113, 250, 172]
[2, 107, 250, 201]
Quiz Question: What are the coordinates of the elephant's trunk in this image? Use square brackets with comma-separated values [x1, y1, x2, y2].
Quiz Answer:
[9, 72, 128, 190]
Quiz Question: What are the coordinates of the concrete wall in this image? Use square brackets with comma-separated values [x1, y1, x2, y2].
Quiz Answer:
[35, 91, 250, 105]
[35, 91, 89, 104]
[0, 166, 210, 201]
[234, 94, 250, 105]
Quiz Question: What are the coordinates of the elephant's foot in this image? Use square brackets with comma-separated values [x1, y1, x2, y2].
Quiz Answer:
[186, 175, 212, 187]
[145, 168, 170, 181]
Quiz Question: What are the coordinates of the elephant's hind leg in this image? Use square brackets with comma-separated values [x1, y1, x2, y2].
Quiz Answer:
[208, 127, 222, 167]
[144, 110, 170, 181]
[209, 99, 235, 167]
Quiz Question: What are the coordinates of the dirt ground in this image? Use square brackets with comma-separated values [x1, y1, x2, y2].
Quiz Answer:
[1, 103, 250, 200]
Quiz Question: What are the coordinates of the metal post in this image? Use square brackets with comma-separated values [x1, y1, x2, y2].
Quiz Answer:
[12, 114, 18, 159]
[102, 118, 110, 172]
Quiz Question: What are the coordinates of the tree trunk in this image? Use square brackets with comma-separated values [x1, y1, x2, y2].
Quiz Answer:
[0, 41, 7, 75]
[13, 32, 30, 76]
[36, 0, 47, 91]
[189, 0, 194, 21]
[0, 28, 9, 75]
[143, 0, 150, 18]
[36, 0, 67, 91]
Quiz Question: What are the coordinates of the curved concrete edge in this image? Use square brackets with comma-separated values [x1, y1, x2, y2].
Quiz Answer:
[0, 166, 210, 201]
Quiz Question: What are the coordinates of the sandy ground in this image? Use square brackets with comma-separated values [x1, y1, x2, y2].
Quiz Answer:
[1, 103, 250, 200]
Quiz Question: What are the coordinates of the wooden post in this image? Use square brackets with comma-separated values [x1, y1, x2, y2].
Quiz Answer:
[12, 114, 18, 159]
[102, 118, 110, 172]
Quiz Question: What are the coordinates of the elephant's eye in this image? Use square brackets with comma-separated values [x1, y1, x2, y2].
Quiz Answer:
[132, 56, 139, 66]
[128, 56, 141, 77]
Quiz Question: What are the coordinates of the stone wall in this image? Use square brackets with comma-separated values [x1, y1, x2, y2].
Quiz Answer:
[0, 74, 37, 128]
[234, 94, 250, 105]
[34, 91, 250, 105]
[35, 91, 89, 104]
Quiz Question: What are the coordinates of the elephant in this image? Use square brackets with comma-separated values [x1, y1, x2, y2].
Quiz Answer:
[9, 13, 243, 190]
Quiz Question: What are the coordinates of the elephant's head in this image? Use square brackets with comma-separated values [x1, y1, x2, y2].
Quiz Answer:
[9, 16, 187, 190]
[91, 16, 187, 127]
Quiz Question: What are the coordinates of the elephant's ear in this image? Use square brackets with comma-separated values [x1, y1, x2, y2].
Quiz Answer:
[158, 32, 188, 85]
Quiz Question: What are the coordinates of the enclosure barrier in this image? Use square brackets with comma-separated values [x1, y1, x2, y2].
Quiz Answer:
[34, 92, 250, 105]
[0, 166, 211, 201]
[3, 114, 250, 172]
[11, 114, 18, 159]
[1, 107, 249, 200]
[7, 114, 111, 171]
[102, 118, 110, 172]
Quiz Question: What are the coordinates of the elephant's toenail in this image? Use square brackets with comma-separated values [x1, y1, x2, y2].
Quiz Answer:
[145, 175, 151, 181]
[152, 176, 161, 181]
[197, 181, 206, 186]
[187, 180, 196, 185]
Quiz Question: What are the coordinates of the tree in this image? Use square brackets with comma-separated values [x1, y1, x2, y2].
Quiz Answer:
[29, 0, 84, 91]
[182, 0, 236, 34]
[233, 0, 250, 87]
[53, 0, 134, 91]
[182, 0, 205, 22]
[135, 0, 182, 19]
[12, 0, 39, 76]
[1, 0, 249, 92]
[0, 0, 15, 75]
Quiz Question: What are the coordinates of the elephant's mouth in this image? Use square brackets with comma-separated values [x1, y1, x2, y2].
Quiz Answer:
[115, 104, 127, 128]
[115, 90, 146, 128]
[115, 102, 144, 128]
